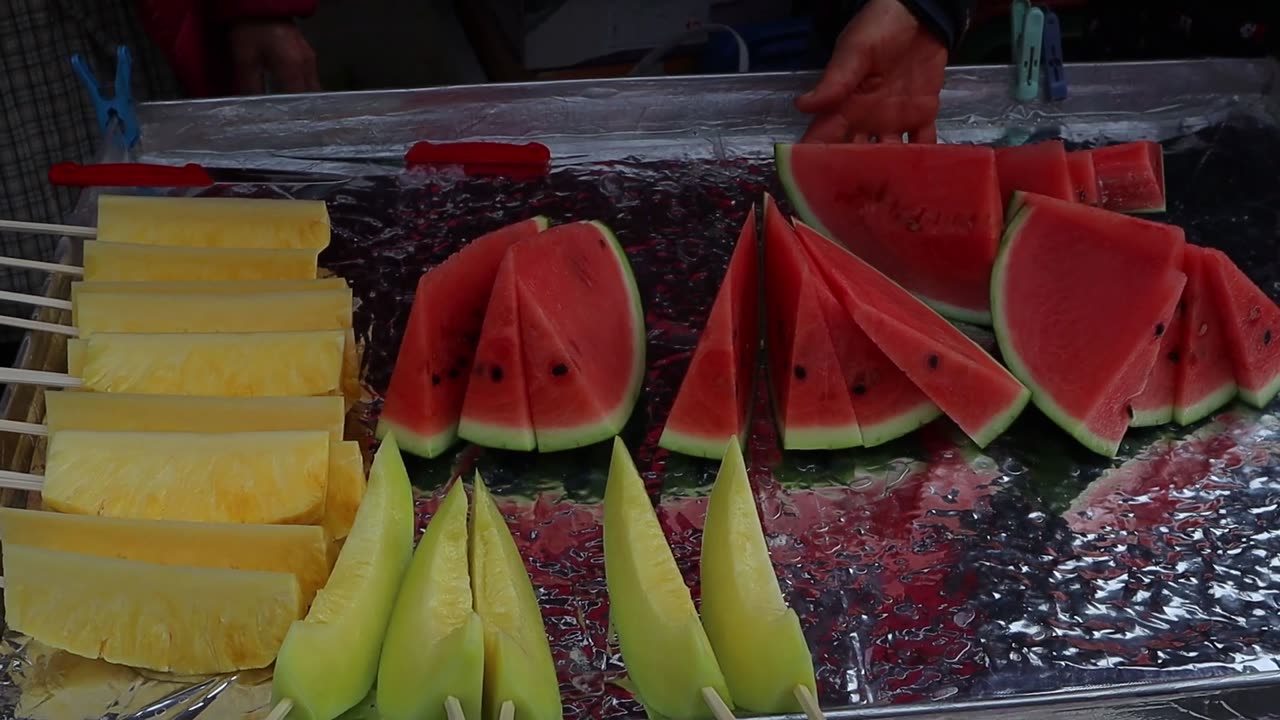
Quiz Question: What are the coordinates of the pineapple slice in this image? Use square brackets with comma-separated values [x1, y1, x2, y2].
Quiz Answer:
[75, 289, 353, 336]
[82, 241, 318, 281]
[4, 544, 303, 674]
[96, 194, 330, 250]
[273, 433, 415, 720]
[42, 430, 330, 524]
[324, 440, 367, 540]
[0, 507, 330, 606]
[44, 393, 346, 442]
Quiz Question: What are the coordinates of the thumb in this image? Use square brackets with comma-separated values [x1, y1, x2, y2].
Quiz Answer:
[796, 42, 869, 114]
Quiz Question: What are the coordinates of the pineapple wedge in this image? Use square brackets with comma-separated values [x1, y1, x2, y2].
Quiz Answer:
[0, 507, 330, 606]
[378, 480, 484, 720]
[325, 441, 367, 540]
[272, 433, 415, 720]
[700, 437, 817, 713]
[82, 241, 318, 281]
[96, 194, 330, 250]
[3, 544, 303, 674]
[42, 430, 330, 525]
[44, 393, 346, 442]
[75, 289, 353, 336]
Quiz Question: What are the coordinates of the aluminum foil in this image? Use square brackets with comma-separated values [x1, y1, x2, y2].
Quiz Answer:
[3, 60, 1280, 719]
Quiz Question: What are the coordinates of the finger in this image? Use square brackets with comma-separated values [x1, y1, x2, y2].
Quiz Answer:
[908, 122, 938, 144]
[800, 113, 850, 144]
[271, 54, 311, 94]
[235, 56, 267, 95]
[795, 33, 869, 113]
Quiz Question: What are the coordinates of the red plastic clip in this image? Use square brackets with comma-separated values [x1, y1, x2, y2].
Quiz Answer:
[403, 141, 552, 179]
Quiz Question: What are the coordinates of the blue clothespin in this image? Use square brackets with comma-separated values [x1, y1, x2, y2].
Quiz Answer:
[71, 45, 141, 150]
[1041, 10, 1067, 101]
[1014, 7, 1045, 103]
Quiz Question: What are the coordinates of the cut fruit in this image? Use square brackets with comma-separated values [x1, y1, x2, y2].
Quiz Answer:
[74, 289, 352, 336]
[762, 197, 863, 450]
[325, 441, 367, 540]
[470, 473, 563, 720]
[700, 437, 816, 714]
[776, 142, 1003, 324]
[1091, 141, 1166, 213]
[43, 393, 346, 442]
[43, 430, 331, 525]
[604, 437, 732, 719]
[1066, 150, 1100, 205]
[378, 480, 484, 720]
[1173, 248, 1239, 424]
[70, 278, 348, 324]
[4, 544, 302, 674]
[1202, 248, 1280, 408]
[994, 140, 1074, 210]
[458, 254, 536, 451]
[795, 222, 1029, 448]
[1128, 283, 1184, 427]
[378, 217, 548, 460]
[660, 206, 761, 458]
[992, 193, 1187, 455]
[0, 507, 330, 607]
[273, 433, 416, 720]
[512, 221, 645, 452]
[82, 241, 318, 281]
[96, 194, 330, 250]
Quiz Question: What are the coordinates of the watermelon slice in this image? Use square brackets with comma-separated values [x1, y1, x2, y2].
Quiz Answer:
[762, 197, 863, 449]
[378, 216, 548, 459]
[1201, 248, 1280, 408]
[992, 193, 1187, 456]
[1091, 141, 1166, 214]
[1128, 285, 1183, 428]
[659, 207, 761, 458]
[794, 222, 1029, 448]
[994, 140, 1074, 211]
[775, 143, 1003, 325]
[1065, 150, 1100, 206]
[1173, 247, 1238, 425]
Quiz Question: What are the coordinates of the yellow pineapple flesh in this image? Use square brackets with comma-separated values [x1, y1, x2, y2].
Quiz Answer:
[82, 241, 318, 281]
[324, 440, 367, 540]
[44, 393, 346, 442]
[96, 194, 330, 250]
[0, 507, 330, 606]
[75, 289, 352, 336]
[3, 544, 303, 674]
[42, 430, 330, 524]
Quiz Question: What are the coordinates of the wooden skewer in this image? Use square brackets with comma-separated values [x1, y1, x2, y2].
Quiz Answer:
[0, 219, 96, 238]
[0, 255, 83, 277]
[701, 688, 736, 720]
[0, 290, 72, 311]
[444, 697, 466, 720]
[498, 701, 515, 720]
[0, 470, 45, 492]
[795, 685, 825, 720]
[0, 419, 46, 436]
[0, 315, 76, 336]
[263, 698, 293, 720]
[0, 368, 82, 388]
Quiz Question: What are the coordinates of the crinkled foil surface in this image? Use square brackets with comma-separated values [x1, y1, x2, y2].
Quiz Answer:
[4, 62, 1280, 719]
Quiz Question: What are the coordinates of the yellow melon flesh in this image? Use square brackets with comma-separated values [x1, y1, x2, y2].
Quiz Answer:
[604, 437, 731, 719]
[378, 480, 484, 720]
[3, 544, 303, 674]
[699, 437, 816, 714]
[42, 430, 330, 524]
[74, 330, 345, 397]
[75, 289, 352, 336]
[96, 194, 330, 250]
[273, 433, 415, 720]
[82, 241, 318, 282]
[324, 441, 366, 540]
[44, 393, 346, 442]
[0, 507, 330, 607]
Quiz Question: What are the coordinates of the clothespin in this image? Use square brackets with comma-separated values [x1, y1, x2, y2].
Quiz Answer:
[1041, 10, 1067, 101]
[71, 45, 141, 151]
[1013, 5, 1045, 103]
[1011, 0, 1030, 66]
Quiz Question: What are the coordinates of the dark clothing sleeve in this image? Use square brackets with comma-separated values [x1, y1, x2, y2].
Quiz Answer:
[810, 0, 976, 55]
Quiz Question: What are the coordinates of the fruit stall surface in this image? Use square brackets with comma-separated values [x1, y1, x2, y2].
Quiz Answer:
[3, 59, 1280, 719]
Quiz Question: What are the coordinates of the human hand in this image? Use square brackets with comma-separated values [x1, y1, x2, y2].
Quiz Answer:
[229, 20, 321, 95]
[796, 0, 948, 143]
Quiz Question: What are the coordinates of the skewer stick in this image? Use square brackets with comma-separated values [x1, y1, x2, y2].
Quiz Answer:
[0, 419, 46, 436]
[795, 685, 825, 720]
[0, 470, 45, 492]
[701, 688, 736, 720]
[498, 701, 515, 720]
[264, 698, 293, 720]
[0, 255, 83, 277]
[0, 290, 72, 311]
[0, 219, 96, 238]
[0, 315, 76, 336]
[445, 697, 466, 720]
[0, 368, 82, 388]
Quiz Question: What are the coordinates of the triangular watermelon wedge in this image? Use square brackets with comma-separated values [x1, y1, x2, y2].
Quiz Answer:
[1201, 248, 1280, 408]
[1091, 141, 1166, 214]
[1128, 288, 1184, 427]
[994, 140, 1074, 211]
[659, 206, 761, 458]
[1173, 247, 1238, 425]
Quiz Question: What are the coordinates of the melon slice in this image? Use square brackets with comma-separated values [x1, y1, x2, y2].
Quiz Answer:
[70, 278, 348, 323]
[604, 437, 732, 718]
[1066, 150, 1100, 205]
[378, 480, 484, 720]
[96, 194, 330, 250]
[776, 142, 1003, 324]
[470, 472, 563, 720]
[0, 507, 330, 607]
[511, 221, 645, 452]
[325, 441, 367, 540]
[660, 206, 761, 458]
[1128, 288, 1184, 427]
[994, 140, 1074, 210]
[273, 433, 416, 720]
[458, 254, 536, 451]
[795, 222, 1029, 448]
[43, 392, 346, 441]
[43, 430, 331, 525]
[75, 288, 352, 336]
[378, 217, 548, 460]
[82, 241, 318, 281]
[1091, 141, 1166, 213]
[762, 198, 862, 449]
[992, 193, 1187, 455]
[4, 544, 302, 674]
[1173, 248, 1239, 423]
[1202, 248, 1280, 408]
[700, 437, 816, 714]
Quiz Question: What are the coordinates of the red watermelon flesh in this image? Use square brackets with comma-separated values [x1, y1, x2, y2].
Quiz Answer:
[458, 253, 536, 451]
[511, 221, 645, 452]
[659, 206, 761, 458]
[1066, 150, 1100, 205]
[1174, 247, 1238, 425]
[762, 196, 863, 449]
[794, 221, 1030, 448]
[1091, 141, 1166, 213]
[1202, 248, 1280, 408]
[1128, 286, 1183, 428]
[378, 216, 548, 459]
[775, 143, 1003, 325]
[994, 140, 1074, 211]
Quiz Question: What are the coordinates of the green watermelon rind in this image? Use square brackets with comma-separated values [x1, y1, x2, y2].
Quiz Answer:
[775, 143, 994, 327]
[375, 416, 455, 460]
[457, 415, 537, 452]
[1129, 406, 1173, 429]
[857, 401, 944, 448]
[1173, 380, 1239, 427]
[657, 428, 740, 461]
[1239, 372, 1280, 410]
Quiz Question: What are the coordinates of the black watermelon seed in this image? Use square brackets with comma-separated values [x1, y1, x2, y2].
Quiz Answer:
[448, 368, 460, 379]
[852, 383, 867, 396]
[1155, 323, 1165, 337]
[1168, 350, 1180, 364]
[1126, 405, 1135, 419]
[1265, 329, 1273, 345]
[927, 354, 940, 370]
[490, 365, 504, 382]
[431, 374, 442, 386]
[794, 365, 808, 380]
[552, 363, 569, 377]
